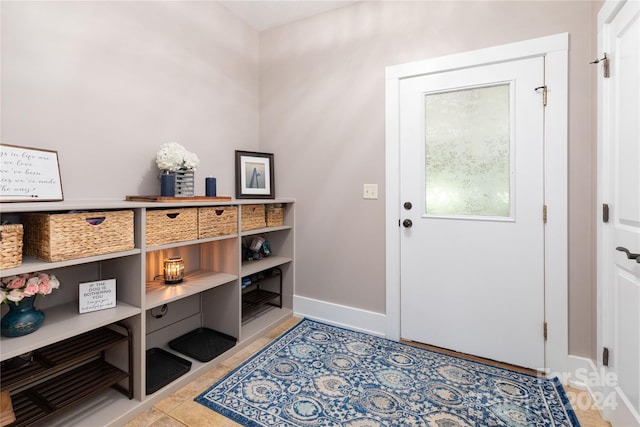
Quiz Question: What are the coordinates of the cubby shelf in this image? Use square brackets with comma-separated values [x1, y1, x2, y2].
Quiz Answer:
[0, 249, 142, 277]
[241, 256, 292, 276]
[145, 234, 238, 251]
[145, 270, 238, 309]
[10, 359, 129, 427]
[0, 302, 140, 361]
[0, 199, 294, 426]
[241, 225, 292, 236]
[2, 325, 133, 427]
[1, 326, 131, 392]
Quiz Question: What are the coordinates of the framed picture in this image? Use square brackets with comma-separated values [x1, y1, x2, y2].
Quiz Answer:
[235, 150, 275, 199]
[0, 144, 64, 202]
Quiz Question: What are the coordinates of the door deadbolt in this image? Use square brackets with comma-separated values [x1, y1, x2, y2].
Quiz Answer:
[404, 202, 412, 210]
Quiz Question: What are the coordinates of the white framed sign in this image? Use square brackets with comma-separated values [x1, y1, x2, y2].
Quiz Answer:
[79, 279, 116, 313]
[0, 144, 64, 202]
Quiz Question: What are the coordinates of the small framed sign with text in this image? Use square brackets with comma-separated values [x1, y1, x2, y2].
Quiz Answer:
[0, 144, 64, 202]
[79, 279, 116, 314]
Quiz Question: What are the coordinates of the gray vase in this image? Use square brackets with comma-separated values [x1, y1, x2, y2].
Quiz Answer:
[175, 169, 194, 197]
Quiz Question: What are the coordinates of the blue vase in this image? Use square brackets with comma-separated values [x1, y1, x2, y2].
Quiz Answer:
[1, 296, 45, 337]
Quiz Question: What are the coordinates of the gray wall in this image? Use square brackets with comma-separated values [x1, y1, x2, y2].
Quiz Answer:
[1, 1, 598, 359]
[259, 1, 598, 359]
[1, 1, 260, 198]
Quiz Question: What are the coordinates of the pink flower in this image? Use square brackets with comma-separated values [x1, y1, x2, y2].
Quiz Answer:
[1, 272, 60, 304]
[38, 282, 52, 295]
[23, 281, 39, 297]
[6, 276, 25, 289]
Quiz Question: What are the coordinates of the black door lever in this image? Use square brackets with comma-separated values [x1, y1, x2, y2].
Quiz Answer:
[616, 247, 640, 263]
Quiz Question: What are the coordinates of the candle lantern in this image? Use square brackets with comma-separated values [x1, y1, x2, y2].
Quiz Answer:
[164, 257, 184, 285]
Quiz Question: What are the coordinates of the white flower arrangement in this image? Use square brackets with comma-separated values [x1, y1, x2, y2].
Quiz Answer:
[156, 142, 200, 172]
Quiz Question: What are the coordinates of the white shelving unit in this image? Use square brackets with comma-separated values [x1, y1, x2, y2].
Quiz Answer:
[0, 199, 294, 426]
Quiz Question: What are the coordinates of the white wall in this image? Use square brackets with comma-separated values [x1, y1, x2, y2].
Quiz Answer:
[259, 0, 597, 358]
[1, 1, 260, 199]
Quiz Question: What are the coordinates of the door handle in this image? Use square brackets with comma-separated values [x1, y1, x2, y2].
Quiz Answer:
[402, 219, 413, 228]
[616, 247, 640, 263]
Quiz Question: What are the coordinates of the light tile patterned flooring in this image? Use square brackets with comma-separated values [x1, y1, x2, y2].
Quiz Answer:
[125, 317, 610, 427]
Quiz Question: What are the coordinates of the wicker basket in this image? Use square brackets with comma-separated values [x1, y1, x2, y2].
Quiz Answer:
[146, 208, 198, 247]
[198, 206, 237, 238]
[241, 205, 266, 231]
[22, 211, 134, 262]
[265, 206, 284, 227]
[0, 224, 24, 269]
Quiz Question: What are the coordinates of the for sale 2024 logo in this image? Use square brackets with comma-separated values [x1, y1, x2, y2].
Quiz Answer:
[553, 367, 619, 411]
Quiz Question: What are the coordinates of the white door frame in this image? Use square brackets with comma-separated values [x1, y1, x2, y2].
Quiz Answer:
[385, 33, 569, 376]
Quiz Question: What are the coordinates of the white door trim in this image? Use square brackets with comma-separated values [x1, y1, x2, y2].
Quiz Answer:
[385, 33, 569, 375]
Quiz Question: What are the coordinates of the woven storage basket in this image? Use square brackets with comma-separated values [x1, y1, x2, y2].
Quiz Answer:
[146, 208, 198, 247]
[265, 206, 284, 227]
[22, 210, 134, 262]
[0, 224, 24, 269]
[241, 205, 266, 231]
[198, 206, 237, 239]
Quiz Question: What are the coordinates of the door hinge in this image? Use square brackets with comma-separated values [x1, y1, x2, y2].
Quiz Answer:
[603, 347, 609, 367]
[543, 322, 548, 340]
[543, 205, 548, 224]
[535, 85, 548, 107]
[591, 53, 610, 78]
[603, 203, 609, 223]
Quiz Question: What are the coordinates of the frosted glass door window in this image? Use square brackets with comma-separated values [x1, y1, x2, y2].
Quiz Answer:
[425, 84, 512, 217]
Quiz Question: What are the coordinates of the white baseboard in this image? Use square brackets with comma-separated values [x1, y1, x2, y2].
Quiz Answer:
[293, 295, 386, 337]
[563, 355, 640, 426]
[564, 355, 604, 396]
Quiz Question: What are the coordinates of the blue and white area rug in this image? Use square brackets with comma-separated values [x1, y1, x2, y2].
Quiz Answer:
[196, 319, 580, 426]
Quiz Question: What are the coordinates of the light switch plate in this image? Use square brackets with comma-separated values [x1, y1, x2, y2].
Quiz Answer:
[363, 184, 378, 199]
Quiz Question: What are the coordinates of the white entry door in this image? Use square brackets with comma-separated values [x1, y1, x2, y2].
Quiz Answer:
[399, 56, 546, 370]
[598, 1, 640, 425]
